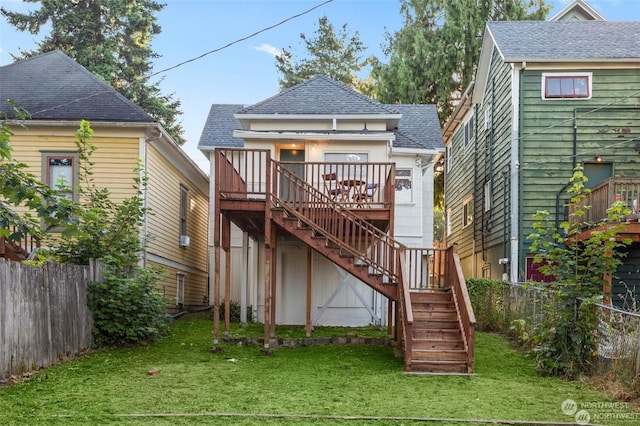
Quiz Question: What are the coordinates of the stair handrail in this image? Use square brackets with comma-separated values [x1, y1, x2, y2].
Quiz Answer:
[273, 161, 405, 281]
[446, 244, 476, 373]
[275, 162, 419, 369]
[396, 248, 413, 370]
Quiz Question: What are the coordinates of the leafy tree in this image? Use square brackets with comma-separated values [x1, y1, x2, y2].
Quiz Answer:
[49, 120, 169, 346]
[527, 166, 631, 377]
[1, 106, 75, 242]
[0, 0, 185, 144]
[276, 16, 374, 94]
[51, 120, 148, 274]
[373, 0, 549, 123]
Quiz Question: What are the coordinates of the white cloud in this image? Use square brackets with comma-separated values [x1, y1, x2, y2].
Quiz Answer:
[254, 43, 282, 57]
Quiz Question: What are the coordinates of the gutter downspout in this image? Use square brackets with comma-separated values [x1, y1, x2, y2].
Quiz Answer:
[509, 64, 521, 283]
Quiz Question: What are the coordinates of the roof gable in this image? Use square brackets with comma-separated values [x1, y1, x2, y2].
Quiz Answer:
[550, 0, 605, 21]
[0, 50, 154, 122]
[238, 75, 398, 116]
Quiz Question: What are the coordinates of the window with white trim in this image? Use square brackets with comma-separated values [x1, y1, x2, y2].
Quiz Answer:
[446, 208, 452, 237]
[463, 195, 474, 228]
[446, 145, 453, 172]
[484, 180, 492, 212]
[176, 273, 185, 306]
[542, 73, 592, 100]
[464, 114, 475, 147]
[394, 168, 412, 203]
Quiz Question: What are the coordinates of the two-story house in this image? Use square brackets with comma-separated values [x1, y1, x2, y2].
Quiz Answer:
[199, 75, 476, 373]
[0, 50, 210, 313]
[442, 9, 640, 307]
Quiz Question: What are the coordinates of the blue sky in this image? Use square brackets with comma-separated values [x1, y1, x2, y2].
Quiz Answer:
[1, 0, 639, 172]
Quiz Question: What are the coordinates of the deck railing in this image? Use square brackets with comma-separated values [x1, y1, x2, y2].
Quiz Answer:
[216, 148, 395, 208]
[404, 248, 446, 290]
[0, 225, 40, 261]
[273, 161, 400, 281]
[397, 249, 413, 370]
[570, 178, 640, 225]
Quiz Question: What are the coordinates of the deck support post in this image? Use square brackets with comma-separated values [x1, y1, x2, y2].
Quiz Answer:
[270, 224, 278, 338]
[387, 298, 394, 339]
[240, 232, 249, 327]
[213, 246, 220, 346]
[306, 246, 312, 337]
[223, 215, 231, 336]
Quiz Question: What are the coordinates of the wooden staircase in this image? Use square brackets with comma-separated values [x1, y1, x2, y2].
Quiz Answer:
[409, 290, 471, 374]
[213, 148, 475, 374]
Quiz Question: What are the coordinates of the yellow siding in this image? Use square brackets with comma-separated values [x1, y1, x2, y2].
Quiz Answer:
[8, 126, 140, 205]
[148, 260, 209, 314]
[145, 143, 208, 275]
[6, 123, 210, 311]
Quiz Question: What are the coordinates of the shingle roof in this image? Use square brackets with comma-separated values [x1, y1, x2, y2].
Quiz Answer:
[198, 76, 443, 154]
[488, 21, 640, 61]
[393, 104, 444, 151]
[238, 75, 399, 115]
[0, 50, 154, 122]
[198, 104, 245, 149]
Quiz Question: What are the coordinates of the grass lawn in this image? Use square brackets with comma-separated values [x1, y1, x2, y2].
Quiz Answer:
[1, 314, 638, 425]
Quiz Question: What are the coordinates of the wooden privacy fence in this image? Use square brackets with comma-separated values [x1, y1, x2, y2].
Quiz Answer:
[0, 258, 97, 380]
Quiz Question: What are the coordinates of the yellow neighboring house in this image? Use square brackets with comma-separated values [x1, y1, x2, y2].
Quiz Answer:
[0, 50, 209, 313]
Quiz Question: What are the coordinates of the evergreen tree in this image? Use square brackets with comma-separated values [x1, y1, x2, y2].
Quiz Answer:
[1, 0, 185, 144]
[276, 16, 374, 94]
[373, 0, 549, 123]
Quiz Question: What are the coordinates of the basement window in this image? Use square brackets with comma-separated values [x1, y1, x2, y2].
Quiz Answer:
[542, 73, 591, 100]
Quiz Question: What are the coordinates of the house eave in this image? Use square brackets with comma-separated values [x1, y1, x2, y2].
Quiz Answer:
[232, 130, 396, 142]
[234, 113, 402, 121]
[392, 147, 443, 156]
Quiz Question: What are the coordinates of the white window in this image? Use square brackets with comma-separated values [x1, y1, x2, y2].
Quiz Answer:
[446, 145, 453, 172]
[464, 113, 475, 148]
[484, 107, 490, 131]
[394, 168, 412, 203]
[446, 208, 452, 237]
[463, 195, 474, 228]
[176, 273, 185, 306]
[323, 152, 368, 180]
[484, 180, 492, 212]
[542, 72, 592, 100]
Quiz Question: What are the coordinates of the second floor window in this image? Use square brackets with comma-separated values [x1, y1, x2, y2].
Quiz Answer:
[180, 185, 189, 236]
[542, 73, 591, 99]
[42, 152, 78, 201]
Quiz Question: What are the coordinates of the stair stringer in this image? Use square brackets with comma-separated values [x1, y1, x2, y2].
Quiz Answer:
[271, 208, 397, 300]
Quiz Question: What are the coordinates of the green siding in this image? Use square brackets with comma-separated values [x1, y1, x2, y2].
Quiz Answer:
[519, 69, 640, 276]
[445, 47, 514, 279]
[446, 56, 640, 282]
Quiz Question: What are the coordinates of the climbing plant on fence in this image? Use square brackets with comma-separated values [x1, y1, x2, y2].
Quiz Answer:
[528, 165, 631, 378]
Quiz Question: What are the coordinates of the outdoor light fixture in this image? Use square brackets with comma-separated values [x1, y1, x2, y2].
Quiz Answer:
[595, 155, 602, 162]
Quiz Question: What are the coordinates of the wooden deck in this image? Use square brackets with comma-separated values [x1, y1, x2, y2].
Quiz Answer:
[212, 148, 475, 374]
[570, 177, 640, 240]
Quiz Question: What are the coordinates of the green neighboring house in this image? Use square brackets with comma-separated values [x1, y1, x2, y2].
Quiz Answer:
[442, 15, 640, 308]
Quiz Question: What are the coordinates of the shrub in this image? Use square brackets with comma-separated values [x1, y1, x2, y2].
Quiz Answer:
[88, 268, 170, 346]
[466, 278, 505, 332]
